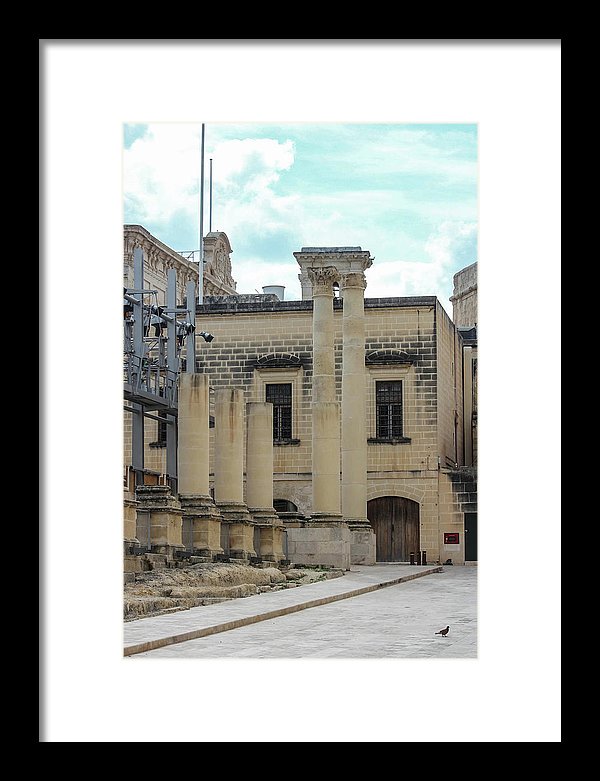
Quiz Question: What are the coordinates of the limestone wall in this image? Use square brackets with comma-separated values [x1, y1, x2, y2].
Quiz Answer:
[436, 303, 464, 469]
[124, 296, 461, 494]
[123, 294, 472, 564]
[123, 410, 167, 477]
[450, 262, 477, 327]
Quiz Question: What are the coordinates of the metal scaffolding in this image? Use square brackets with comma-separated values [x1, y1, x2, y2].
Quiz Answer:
[123, 247, 196, 490]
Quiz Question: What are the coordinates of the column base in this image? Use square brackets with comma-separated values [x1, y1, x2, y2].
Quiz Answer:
[217, 502, 256, 560]
[249, 507, 280, 525]
[124, 496, 139, 543]
[250, 508, 286, 562]
[308, 512, 345, 528]
[136, 485, 183, 552]
[216, 500, 253, 523]
[150, 543, 186, 559]
[346, 520, 376, 565]
[123, 538, 140, 556]
[180, 495, 223, 557]
[286, 524, 351, 570]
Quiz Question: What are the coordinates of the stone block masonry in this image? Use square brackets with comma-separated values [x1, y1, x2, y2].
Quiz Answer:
[191, 296, 469, 565]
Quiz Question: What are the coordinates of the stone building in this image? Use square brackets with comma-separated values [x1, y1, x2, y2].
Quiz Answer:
[450, 263, 477, 470]
[124, 228, 478, 567]
[450, 262, 477, 558]
[123, 225, 236, 479]
[450, 261, 477, 328]
[124, 224, 237, 306]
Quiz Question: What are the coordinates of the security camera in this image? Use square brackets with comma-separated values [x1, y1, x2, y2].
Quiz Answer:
[199, 331, 215, 343]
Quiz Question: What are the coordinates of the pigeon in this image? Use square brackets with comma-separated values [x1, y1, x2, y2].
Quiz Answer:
[435, 626, 450, 637]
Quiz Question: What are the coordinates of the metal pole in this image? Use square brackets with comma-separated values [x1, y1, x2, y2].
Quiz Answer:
[186, 281, 196, 373]
[166, 269, 178, 484]
[209, 157, 213, 233]
[132, 247, 145, 483]
[123, 293, 174, 324]
[199, 123, 205, 305]
[133, 248, 144, 364]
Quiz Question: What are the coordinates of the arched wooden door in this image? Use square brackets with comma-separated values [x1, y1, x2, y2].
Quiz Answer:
[367, 496, 420, 562]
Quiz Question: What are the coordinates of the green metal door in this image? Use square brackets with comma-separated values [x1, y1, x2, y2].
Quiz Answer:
[464, 512, 477, 561]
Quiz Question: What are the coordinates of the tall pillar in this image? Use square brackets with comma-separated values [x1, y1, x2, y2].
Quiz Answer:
[291, 247, 377, 570]
[340, 269, 376, 564]
[215, 387, 255, 560]
[340, 271, 368, 523]
[246, 402, 285, 563]
[178, 373, 210, 495]
[307, 266, 342, 524]
[177, 373, 222, 558]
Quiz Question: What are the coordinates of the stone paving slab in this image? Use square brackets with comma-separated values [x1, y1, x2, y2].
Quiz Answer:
[134, 566, 476, 659]
[124, 564, 441, 656]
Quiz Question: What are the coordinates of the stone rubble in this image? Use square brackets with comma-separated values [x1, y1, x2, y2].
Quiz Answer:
[124, 562, 345, 621]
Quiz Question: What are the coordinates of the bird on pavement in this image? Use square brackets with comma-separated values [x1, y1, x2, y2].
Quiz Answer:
[435, 626, 450, 637]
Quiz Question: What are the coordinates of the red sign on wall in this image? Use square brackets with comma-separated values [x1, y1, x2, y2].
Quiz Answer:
[444, 532, 460, 544]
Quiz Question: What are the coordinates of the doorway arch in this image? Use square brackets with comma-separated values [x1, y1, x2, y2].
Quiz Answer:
[367, 496, 420, 562]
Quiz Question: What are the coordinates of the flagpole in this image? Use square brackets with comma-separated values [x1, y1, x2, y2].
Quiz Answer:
[209, 157, 213, 233]
[199, 123, 205, 305]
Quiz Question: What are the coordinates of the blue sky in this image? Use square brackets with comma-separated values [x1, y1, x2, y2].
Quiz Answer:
[123, 123, 477, 309]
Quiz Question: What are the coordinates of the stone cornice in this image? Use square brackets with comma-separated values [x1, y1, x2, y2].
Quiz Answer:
[295, 249, 373, 266]
[449, 284, 477, 302]
[295, 249, 373, 297]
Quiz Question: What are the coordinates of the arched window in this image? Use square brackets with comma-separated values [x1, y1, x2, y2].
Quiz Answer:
[273, 499, 298, 513]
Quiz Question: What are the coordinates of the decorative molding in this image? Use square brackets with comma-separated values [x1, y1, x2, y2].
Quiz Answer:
[340, 271, 367, 291]
[449, 284, 477, 303]
[255, 352, 303, 368]
[365, 350, 414, 365]
[203, 231, 237, 295]
[307, 266, 340, 295]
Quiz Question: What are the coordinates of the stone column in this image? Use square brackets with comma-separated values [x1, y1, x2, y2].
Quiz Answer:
[340, 271, 368, 523]
[308, 266, 343, 524]
[246, 402, 285, 562]
[340, 270, 376, 564]
[177, 373, 222, 558]
[292, 248, 378, 570]
[215, 387, 255, 560]
[298, 270, 312, 300]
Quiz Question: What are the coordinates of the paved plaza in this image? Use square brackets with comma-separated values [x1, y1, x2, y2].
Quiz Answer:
[127, 564, 477, 659]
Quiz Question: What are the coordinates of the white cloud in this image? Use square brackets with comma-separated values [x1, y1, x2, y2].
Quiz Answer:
[229, 259, 303, 301]
[211, 138, 294, 194]
[366, 221, 477, 306]
[232, 220, 477, 305]
[124, 125, 477, 306]
[123, 124, 201, 227]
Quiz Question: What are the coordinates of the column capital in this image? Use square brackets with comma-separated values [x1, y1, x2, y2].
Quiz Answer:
[339, 271, 367, 291]
[307, 266, 340, 296]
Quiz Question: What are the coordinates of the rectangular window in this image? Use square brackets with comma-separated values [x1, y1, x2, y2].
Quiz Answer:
[157, 411, 168, 446]
[376, 380, 403, 439]
[266, 383, 292, 441]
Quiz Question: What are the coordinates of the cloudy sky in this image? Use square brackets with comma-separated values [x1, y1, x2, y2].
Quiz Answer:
[123, 122, 477, 309]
